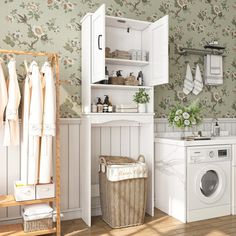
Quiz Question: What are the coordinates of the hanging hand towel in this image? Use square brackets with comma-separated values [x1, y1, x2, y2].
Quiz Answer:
[204, 55, 223, 85]
[4, 59, 21, 146]
[0, 59, 8, 129]
[20, 61, 32, 184]
[183, 63, 194, 95]
[28, 61, 43, 185]
[192, 64, 203, 95]
[39, 62, 56, 184]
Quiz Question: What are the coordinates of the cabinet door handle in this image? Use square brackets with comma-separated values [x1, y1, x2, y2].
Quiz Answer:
[98, 34, 102, 50]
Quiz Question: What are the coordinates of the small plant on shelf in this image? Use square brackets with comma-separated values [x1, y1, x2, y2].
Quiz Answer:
[133, 88, 150, 104]
[133, 88, 150, 113]
[168, 100, 202, 136]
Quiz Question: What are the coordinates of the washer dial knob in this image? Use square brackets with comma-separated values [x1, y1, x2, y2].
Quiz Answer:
[209, 151, 214, 158]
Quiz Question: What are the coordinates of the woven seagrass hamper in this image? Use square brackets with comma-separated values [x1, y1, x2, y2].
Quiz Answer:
[99, 155, 148, 228]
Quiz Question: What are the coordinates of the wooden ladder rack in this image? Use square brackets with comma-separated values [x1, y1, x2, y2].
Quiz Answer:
[0, 49, 62, 236]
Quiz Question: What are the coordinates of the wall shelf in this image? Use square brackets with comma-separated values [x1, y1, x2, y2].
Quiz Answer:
[0, 195, 54, 208]
[105, 58, 149, 67]
[91, 84, 152, 90]
[0, 224, 56, 236]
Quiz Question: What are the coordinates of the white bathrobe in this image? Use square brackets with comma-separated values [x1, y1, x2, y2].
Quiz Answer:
[27, 61, 43, 185]
[39, 62, 56, 184]
[20, 61, 32, 184]
[4, 59, 21, 146]
[0, 60, 8, 129]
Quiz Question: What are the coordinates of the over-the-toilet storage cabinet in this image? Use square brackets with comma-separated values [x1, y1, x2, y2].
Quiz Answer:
[80, 4, 169, 226]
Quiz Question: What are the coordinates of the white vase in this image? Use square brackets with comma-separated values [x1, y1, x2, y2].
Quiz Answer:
[138, 103, 146, 113]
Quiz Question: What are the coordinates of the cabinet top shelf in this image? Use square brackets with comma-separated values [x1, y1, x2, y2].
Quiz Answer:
[106, 58, 149, 67]
[91, 84, 152, 90]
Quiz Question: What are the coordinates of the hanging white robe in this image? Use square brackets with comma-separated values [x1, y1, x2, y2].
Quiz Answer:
[27, 61, 43, 185]
[4, 59, 21, 146]
[39, 62, 56, 184]
[0, 59, 8, 129]
[20, 61, 32, 184]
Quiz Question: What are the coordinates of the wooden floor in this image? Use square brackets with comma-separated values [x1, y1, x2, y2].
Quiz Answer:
[60, 209, 236, 236]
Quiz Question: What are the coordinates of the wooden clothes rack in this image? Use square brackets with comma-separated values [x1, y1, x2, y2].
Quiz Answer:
[0, 49, 61, 236]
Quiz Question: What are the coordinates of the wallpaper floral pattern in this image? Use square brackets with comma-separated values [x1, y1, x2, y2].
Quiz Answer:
[0, 0, 235, 118]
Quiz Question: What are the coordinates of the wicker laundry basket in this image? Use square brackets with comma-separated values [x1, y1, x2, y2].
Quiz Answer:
[23, 215, 53, 232]
[99, 155, 148, 228]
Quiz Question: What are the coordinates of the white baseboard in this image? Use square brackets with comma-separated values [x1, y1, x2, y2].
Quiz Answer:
[61, 208, 82, 221]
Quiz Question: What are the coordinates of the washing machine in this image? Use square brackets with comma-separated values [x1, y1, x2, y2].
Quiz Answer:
[187, 145, 231, 222]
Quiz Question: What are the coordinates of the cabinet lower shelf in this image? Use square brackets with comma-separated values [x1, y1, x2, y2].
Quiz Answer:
[106, 58, 149, 67]
[0, 195, 55, 208]
[82, 112, 155, 124]
[0, 224, 56, 236]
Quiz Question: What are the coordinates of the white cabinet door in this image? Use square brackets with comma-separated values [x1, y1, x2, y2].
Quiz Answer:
[149, 15, 169, 86]
[92, 4, 105, 84]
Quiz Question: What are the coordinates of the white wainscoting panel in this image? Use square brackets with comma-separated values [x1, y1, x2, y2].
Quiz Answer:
[0, 118, 235, 224]
[91, 124, 140, 216]
[154, 118, 236, 135]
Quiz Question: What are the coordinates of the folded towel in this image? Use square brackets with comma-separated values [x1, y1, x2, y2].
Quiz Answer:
[183, 63, 194, 95]
[210, 55, 222, 75]
[192, 64, 203, 95]
[204, 55, 223, 85]
[23, 204, 53, 216]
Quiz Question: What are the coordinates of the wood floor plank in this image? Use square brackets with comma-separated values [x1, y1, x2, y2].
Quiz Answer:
[59, 209, 236, 236]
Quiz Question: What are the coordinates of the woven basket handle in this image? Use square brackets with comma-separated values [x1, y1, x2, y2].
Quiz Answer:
[99, 156, 107, 173]
[99, 156, 107, 165]
[137, 155, 145, 163]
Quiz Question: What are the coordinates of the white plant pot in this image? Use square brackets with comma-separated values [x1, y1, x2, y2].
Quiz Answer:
[138, 103, 146, 113]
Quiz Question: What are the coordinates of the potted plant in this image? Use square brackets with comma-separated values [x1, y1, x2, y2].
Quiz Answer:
[133, 88, 150, 113]
[168, 100, 202, 139]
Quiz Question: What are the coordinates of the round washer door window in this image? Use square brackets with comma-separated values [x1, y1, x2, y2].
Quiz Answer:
[195, 165, 226, 204]
[200, 170, 219, 197]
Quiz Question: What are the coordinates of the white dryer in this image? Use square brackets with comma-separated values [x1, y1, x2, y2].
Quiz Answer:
[187, 145, 231, 222]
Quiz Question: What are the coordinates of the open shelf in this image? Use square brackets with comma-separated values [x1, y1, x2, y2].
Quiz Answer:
[105, 58, 149, 67]
[0, 195, 55, 208]
[0, 224, 56, 236]
[91, 84, 152, 90]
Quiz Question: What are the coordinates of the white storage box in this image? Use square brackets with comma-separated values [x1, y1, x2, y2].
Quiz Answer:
[36, 183, 55, 199]
[14, 181, 35, 202]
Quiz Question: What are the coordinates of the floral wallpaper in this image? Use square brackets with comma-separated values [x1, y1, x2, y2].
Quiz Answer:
[0, 0, 235, 118]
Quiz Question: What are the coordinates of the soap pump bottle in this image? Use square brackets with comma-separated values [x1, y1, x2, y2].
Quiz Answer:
[214, 121, 220, 136]
[97, 97, 103, 113]
[103, 95, 109, 113]
[137, 71, 144, 86]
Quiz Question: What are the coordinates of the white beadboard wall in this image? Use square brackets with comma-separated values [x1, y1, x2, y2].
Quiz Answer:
[0, 117, 235, 223]
[154, 118, 236, 135]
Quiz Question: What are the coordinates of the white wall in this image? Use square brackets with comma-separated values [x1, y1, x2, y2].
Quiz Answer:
[0, 118, 235, 223]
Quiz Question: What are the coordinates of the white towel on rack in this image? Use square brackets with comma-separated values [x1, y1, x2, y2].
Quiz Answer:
[183, 63, 194, 95]
[28, 61, 43, 185]
[4, 59, 21, 146]
[21, 61, 32, 184]
[192, 64, 203, 95]
[204, 55, 223, 85]
[0, 60, 8, 129]
[39, 62, 56, 184]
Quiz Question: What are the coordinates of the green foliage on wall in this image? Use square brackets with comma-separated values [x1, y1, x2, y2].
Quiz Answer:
[0, 0, 235, 118]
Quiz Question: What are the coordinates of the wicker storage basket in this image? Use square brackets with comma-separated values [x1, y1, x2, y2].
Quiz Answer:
[23, 214, 53, 232]
[99, 155, 148, 228]
[108, 76, 125, 85]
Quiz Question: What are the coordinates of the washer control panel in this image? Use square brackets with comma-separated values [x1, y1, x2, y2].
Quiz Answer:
[187, 145, 231, 163]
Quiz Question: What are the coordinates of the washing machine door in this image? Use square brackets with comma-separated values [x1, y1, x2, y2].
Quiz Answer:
[195, 165, 226, 204]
